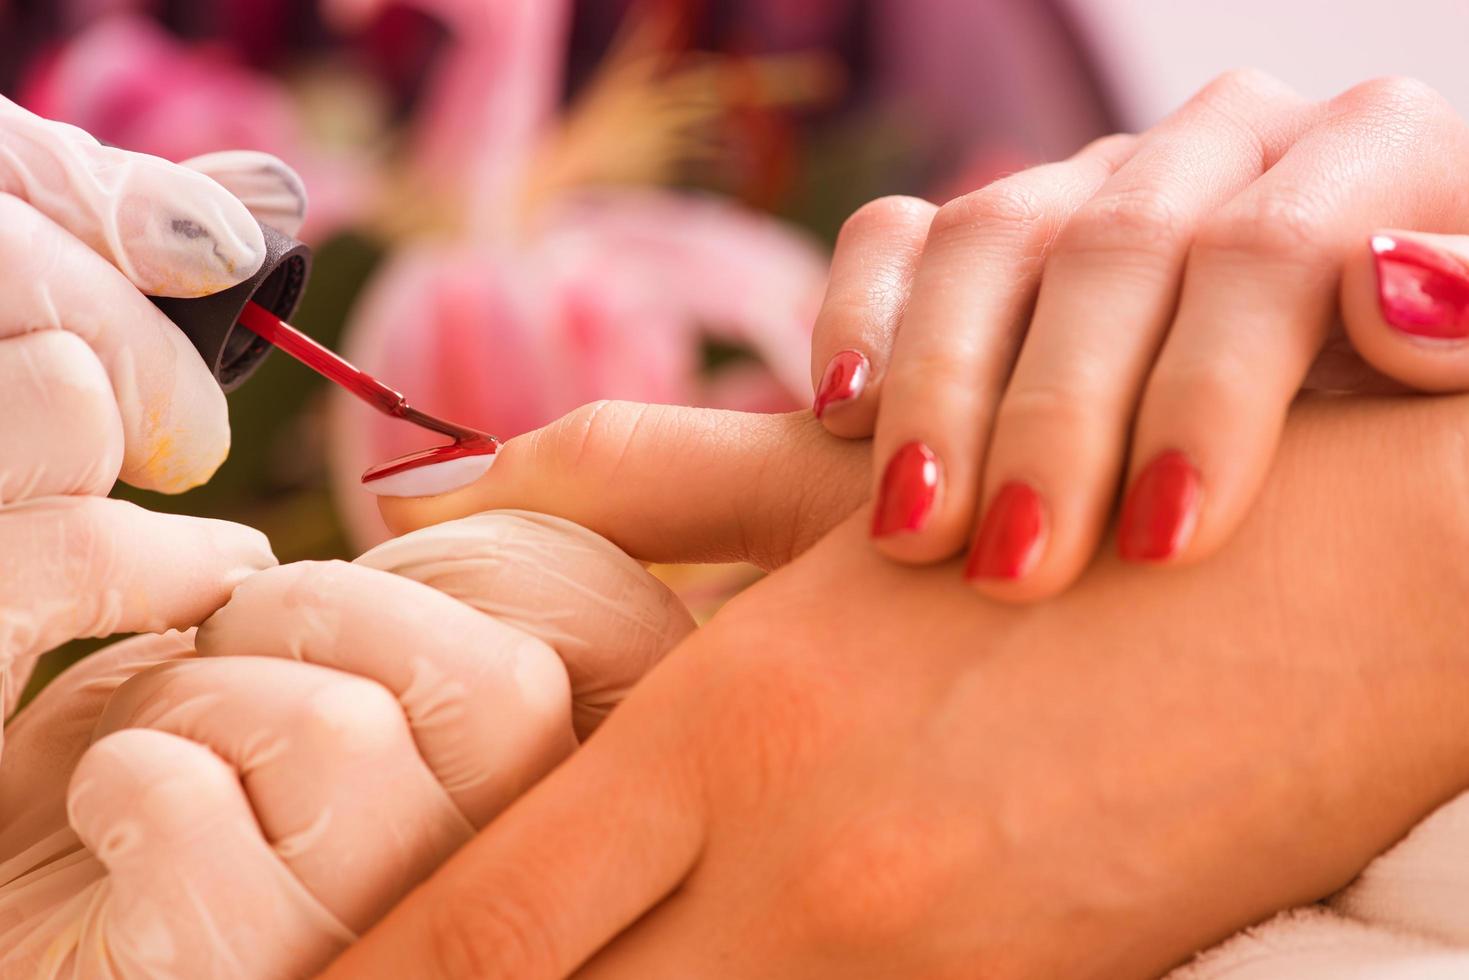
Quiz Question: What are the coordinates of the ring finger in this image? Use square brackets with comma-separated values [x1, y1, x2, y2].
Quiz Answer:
[869, 133, 1136, 562]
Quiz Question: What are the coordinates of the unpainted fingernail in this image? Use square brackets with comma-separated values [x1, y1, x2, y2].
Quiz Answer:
[813, 349, 870, 419]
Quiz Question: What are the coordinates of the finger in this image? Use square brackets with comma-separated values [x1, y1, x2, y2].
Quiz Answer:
[182, 150, 309, 238]
[1124, 77, 1469, 564]
[197, 556, 577, 821]
[0, 632, 193, 865]
[809, 196, 936, 436]
[355, 511, 694, 739]
[376, 404, 870, 570]
[0, 497, 274, 669]
[0, 194, 232, 492]
[318, 655, 707, 980]
[68, 729, 352, 977]
[1340, 231, 1469, 391]
[0, 331, 122, 504]
[0, 95, 266, 295]
[869, 133, 1134, 563]
[96, 656, 474, 932]
[965, 70, 1310, 598]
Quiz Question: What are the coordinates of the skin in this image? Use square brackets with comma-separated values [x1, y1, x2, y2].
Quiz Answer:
[337, 392, 1469, 978]
[0, 513, 690, 977]
[806, 71, 1469, 600]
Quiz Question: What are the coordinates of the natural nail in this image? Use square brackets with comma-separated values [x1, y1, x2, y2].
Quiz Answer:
[872, 441, 941, 537]
[1371, 233, 1469, 340]
[1118, 450, 1201, 562]
[813, 349, 871, 419]
[965, 481, 1047, 581]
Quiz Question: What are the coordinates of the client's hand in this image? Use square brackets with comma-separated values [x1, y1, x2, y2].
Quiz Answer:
[805, 71, 1469, 600]
[344, 396, 1469, 978]
[0, 512, 692, 979]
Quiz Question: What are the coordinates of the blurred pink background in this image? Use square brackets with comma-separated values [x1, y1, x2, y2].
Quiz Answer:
[3, 0, 1465, 620]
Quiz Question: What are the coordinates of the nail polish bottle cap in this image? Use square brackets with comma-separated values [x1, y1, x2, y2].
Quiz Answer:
[150, 221, 313, 391]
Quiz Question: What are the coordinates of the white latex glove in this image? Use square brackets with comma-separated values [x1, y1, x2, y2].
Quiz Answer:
[0, 511, 694, 979]
[0, 96, 307, 720]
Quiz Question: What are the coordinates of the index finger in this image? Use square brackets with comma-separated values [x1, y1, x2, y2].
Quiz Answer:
[0, 195, 232, 491]
[0, 95, 266, 296]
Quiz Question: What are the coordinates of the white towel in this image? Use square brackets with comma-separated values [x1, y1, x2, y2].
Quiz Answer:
[1171, 792, 1469, 978]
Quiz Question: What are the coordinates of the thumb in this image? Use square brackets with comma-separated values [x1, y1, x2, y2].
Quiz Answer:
[375, 403, 870, 569]
[1342, 231, 1469, 391]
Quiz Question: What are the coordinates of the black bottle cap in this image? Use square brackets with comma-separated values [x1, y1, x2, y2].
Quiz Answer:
[149, 222, 312, 392]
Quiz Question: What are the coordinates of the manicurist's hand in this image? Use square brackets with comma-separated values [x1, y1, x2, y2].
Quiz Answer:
[349, 396, 1469, 979]
[0, 512, 692, 978]
[0, 96, 312, 719]
[806, 71, 1469, 599]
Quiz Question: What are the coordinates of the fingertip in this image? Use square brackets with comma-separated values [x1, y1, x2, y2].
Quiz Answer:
[117, 150, 269, 297]
[114, 305, 234, 494]
[1344, 231, 1469, 393]
[375, 466, 499, 535]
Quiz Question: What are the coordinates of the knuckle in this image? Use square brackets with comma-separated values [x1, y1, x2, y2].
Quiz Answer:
[1196, 67, 1292, 106]
[1339, 75, 1451, 120]
[1146, 355, 1254, 415]
[426, 880, 558, 979]
[1074, 131, 1137, 166]
[998, 382, 1112, 437]
[890, 350, 991, 399]
[530, 399, 647, 481]
[931, 179, 1050, 245]
[1331, 77, 1457, 152]
[837, 195, 934, 244]
[1195, 190, 1330, 267]
[1058, 186, 1189, 260]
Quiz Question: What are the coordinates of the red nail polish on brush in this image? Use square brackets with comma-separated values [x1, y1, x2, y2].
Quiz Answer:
[872, 441, 941, 537]
[1118, 450, 1200, 563]
[149, 220, 499, 491]
[1371, 233, 1469, 340]
[236, 302, 499, 486]
[966, 482, 1047, 581]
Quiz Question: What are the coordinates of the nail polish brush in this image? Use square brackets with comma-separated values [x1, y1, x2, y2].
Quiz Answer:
[148, 221, 498, 493]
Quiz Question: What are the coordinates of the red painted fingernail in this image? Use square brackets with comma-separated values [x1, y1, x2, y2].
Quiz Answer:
[813, 349, 870, 419]
[1371, 233, 1469, 340]
[1118, 450, 1201, 562]
[872, 441, 940, 537]
[965, 481, 1047, 581]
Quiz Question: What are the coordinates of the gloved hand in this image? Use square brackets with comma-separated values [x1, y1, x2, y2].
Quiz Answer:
[0, 511, 694, 979]
[0, 96, 307, 720]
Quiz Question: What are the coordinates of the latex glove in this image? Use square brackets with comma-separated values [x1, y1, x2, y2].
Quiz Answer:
[0, 511, 693, 979]
[0, 96, 306, 719]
